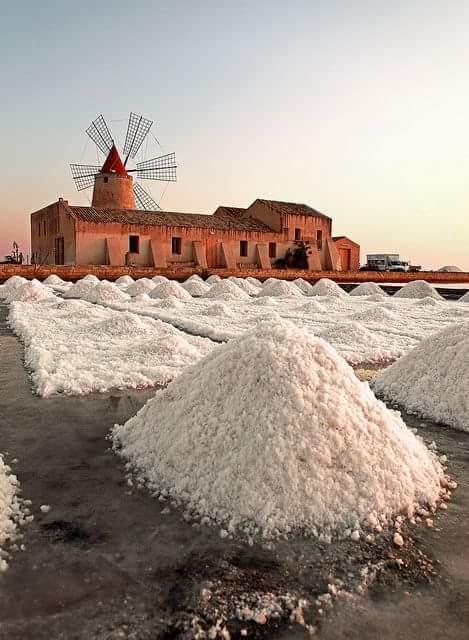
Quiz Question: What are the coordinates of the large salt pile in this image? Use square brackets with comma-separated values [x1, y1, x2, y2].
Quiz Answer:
[293, 278, 314, 295]
[310, 278, 348, 298]
[126, 278, 156, 296]
[43, 274, 64, 285]
[84, 281, 130, 305]
[393, 280, 443, 300]
[228, 277, 260, 296]
[82, 274, 100, 283]
[350, 282, 386, 297]
[6, 280, 56, 304]
[113, 320, 444, 540]
[206, 275, 222, 285]
[203, 280, 250, 301]
[373, 322, 469, 432]
[246, 276, 262, 287]
[0, 455, 22, 571]
[459, 291, 469, 303]
[63, 279, 97, 299]
[115, 275, 135, 287]
[257, 280, 304, 298]
[150, 281, 192, 301]
[181, 279, 211, 297]
[0, 276, 27, 299]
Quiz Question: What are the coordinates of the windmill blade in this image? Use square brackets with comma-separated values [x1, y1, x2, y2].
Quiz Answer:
[70, 164, 101, 190]
[123, 112, 153, 164]
[85, 114, 114, 155]
[130, 152, 177, 181]
[133, 182, 161, 211]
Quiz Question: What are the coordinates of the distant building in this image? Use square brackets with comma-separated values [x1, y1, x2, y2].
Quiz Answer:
[30, 145, 359, 271]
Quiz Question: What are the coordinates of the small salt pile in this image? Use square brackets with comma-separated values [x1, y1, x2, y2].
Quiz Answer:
[203, 280, 250, 301]
[0, 276, 27, 299]
[150, 281, 192, 301]
[459, 291, 469, 303]
[373, 322, 469, 432]
[126, 278, 156, 296]
[132, 293, 152, 304]
[301, 300, 324, 314]
[293, 278, 314, 295]
[181, 279, 210, 297]
[81, 274, 100, 283]
[115, 275, 135, 287]
[350, 282, 386, 297]
[43, 274, 64, 285]
[152, 275, 169, 284]
[63, 279, 97, 299]
[256, 280, 304, 298]
[310, 278, 347, 298]
[202, 303, 235, 317]
[350, 306, 396, 323]
[393, 280, 443, 300]
[246, 277, 262, 287]
[206, 274, 222, 285]
[155, 296, 185, 309]
[84, 281, 130, 305]
[228, 277, 261, 296]
[6, 280, 56, 304]
[113, 319, 445, 540]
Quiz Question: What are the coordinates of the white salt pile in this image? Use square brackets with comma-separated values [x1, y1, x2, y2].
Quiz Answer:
[366, 293, 389, 302]
[350, 306, 397, 324]
[113, 319, 445, 540]
[394, 280, 443, 300]
[0, 455, 22, 572]
[115, 275, 135, 286]
[250, 296, 279, 306]
[202, 303, 235, 318]
[246, 277, 262, 287]
[206, 274, 222, 284]
[413, 297, 442, 307]
[186, 274, 204, 283]
[319, 321, 392, 365]
[82, 274, 100, 283]
[310, 278, 348, 298]
[6, 280, 56, 304]
[262, 277, 280, 287]
[203, 280, 250, 301]
[181, 279, 210, 297]
[228, 277, 261, 296]
[152, 275, 169, 284]
[0, 276, 27, 299]
[373, 322, 469, 432]
[301, 300, 325, 314]
[155, 296, 185, 309]
[350, 282, 386, 297]
[132, 293, 152, 304]
[126, 278, 156, 296]
[43, 274, 64, 285]
[293, 278, 314, 295]
[257, 280, 304, 298]
[150, 281, 192, 301]
[63, 279, 97, 299]
[83, 281, 130, 305]
[460, 292, 469, 303]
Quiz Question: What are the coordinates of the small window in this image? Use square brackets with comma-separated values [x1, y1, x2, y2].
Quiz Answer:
[295, 228, 302, 241]
[239, 240, 248, 257]
[316, 230, 323, 250]
[172, 236, 182, 255]
[104, 176, 109, 183]
[129, 235, 140, 253]
[269, 242, 276, 258]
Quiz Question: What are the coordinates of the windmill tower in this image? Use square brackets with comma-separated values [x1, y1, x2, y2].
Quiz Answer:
[70, 113, 177, 210]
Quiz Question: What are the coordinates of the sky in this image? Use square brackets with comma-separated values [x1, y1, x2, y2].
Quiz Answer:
[1, 0, 468, 270]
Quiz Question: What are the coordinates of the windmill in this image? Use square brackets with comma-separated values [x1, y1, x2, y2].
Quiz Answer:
[70, 113, 177, 211]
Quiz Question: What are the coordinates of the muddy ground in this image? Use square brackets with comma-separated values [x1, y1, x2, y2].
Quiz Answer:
[0, 303, 468, 639]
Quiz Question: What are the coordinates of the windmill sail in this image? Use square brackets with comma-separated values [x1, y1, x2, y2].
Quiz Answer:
[133, 183, 161, 211]
[133, 152, 177, 181]
[70, 164, 101, 190]
[123, 112, 153, 164]
[85, 115, 114, 155]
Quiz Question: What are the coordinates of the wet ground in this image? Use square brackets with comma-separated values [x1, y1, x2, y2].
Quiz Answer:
[0, 303, 469, 639]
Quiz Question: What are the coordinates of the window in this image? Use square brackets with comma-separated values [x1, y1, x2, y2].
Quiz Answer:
[43, 220, 47, 236]
[104, 176, 109, 183]
[269, 242, 277, 258]
[239, 240, 248, 257]
[172, 236, 182, 255]
[316, 230, 323, 250]
[54, 237, 64, 265]
[295, 228, 302, 241]
[129, 235, 140, 253]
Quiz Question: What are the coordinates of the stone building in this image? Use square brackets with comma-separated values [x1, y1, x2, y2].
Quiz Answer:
[30, 145, 359, 270]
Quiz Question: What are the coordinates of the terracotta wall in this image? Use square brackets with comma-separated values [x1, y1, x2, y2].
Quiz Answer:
[332, 237, 360, 271]
[31, 200, 76, 265]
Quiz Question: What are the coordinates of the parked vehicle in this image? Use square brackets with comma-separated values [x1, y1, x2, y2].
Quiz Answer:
[364, 253, 410, 272]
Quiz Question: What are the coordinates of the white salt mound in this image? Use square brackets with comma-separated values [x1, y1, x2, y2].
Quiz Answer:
[132, 293, 152, 304]
[301, 300, 325, 314]
[257, 280, 304, 298]
[373, 322, 469, 432]
[63, 280, 97, 299]
[394, 280, 443, 300]
[0, 276, 27, 298]
[350, 282, 386, 297]
[115, 275, 135, 286]
[438, 266, 462, 273]
[202, 303, 235, 317]
[262, 277, 280, 287]
[6, 280, 56, 304]
[228, 277, 261, 296]
[113, 320, 444, 539]
[84, 281, 130, 305]
[43, 274, 64, 285]
[181, 279, 210, 297]
[0, 455, 22, 570]
[413, 296, 442, 307]
[150, 281, 192, 301]
[351, 306, 396, 323]
[126, 278, 156, 296]
[366, 293, 389, 302]
[310, 278, 347, 298]
[459, 292, 469, 303]
[206, 275, 221, 284]
[82, 274, 100, 283]
[155, 296, 185, 309]
[186, 274, 204, 283]
[203, 280, 250, 301]
[152, 275, 169, 284]
[246, 277, 262, 287]
[293, 278, 314, 295]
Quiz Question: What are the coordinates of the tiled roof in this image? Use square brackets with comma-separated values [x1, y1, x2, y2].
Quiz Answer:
[66, 205, 271, 232]
[332, 236, 360, 245]
[252, 199, 331, 221]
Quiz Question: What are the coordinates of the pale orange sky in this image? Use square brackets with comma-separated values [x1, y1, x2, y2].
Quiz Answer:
[1, 1, 468, 270]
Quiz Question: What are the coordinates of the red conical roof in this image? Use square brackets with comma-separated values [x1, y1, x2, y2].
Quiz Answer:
[101, 144, 127, 174]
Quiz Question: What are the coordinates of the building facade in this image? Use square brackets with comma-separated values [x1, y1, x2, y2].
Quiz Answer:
[31, 198, 359, 271]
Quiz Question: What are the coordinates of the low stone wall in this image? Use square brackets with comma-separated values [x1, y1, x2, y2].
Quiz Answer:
[1, 264, 469, 284]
